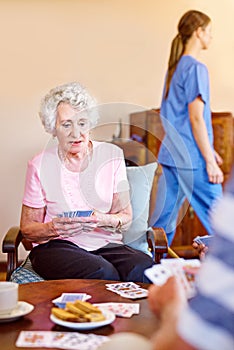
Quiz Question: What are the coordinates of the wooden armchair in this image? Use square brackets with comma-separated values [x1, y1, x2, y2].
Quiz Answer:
[2, 225, 168, 282]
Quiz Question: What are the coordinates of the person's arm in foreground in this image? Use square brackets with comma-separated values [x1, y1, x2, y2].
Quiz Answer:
[189, 97, 223, 184]
[148, 277, 196, 350]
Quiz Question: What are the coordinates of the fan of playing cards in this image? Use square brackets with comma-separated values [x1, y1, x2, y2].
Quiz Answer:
[144, 258, 201, 299]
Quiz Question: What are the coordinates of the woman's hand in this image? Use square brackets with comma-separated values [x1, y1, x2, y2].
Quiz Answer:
[20, 204, 98, 242]
[87, 191, 132, 232]
[205, 150, 223, 184]
[206, 160, 224, 184]
[52, 216, 98, 238]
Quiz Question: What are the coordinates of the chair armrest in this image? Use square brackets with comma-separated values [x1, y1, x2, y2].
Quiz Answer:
[2, 226, 23, 253]
[2, 226, 23, 281]
[147, 227, 168, 263]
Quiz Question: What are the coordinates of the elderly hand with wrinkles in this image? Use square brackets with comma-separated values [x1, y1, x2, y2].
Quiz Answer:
[52, 216, 98, 238]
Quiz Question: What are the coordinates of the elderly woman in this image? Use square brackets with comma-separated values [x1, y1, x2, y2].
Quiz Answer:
[20, 82, 153, 281]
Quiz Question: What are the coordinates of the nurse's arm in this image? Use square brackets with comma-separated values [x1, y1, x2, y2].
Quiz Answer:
[188, 97, 223, 184]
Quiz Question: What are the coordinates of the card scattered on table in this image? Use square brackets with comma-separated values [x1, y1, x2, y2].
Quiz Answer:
[105, 282, 148, 299]
[52, 293, 91, 308]
[94, 302, 140, 318]
[16, 331, 108, 350]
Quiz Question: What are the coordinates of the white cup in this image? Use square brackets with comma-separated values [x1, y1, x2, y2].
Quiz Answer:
[0, 282, 18, 315]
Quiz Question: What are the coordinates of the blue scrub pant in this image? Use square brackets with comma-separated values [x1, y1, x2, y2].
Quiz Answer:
[150, 165, 222, 246]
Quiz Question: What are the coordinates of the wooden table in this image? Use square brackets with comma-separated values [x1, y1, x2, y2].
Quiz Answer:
[0, 279, 159, 349]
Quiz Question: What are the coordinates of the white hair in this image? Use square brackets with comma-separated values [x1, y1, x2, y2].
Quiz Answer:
[39, 82, 99, 134]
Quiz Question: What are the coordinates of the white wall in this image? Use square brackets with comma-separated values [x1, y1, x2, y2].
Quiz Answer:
[1, 0, 234, 261]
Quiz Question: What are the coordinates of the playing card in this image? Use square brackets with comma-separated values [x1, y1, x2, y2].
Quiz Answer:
[170, 259, 200, 298]
[94, 302, 140, 318]
[144, 264, 172, 286]
[105, 282, 148, 299]
[105, 282, 140, 292]
[60, 293, 90, 302]
[118, 288, 148, 299]
[16, 331, 108, 350]
[57, 211, 93, 218]
[51, 332, 108, 350]
[16, 331, 61, 347]
[193, 235, 214, 247]
[152, 259, 201, 298]
[52, 293, 91, 308]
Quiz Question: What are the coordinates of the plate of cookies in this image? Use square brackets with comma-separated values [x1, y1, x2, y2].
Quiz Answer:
[50, 300, 115, 330]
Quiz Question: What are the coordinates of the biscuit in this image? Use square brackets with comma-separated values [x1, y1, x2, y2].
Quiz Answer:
[73, 300, 102, 314]
[66, 302, 87, 317]
[52, 300, 105, 323]
[84, 312, 106, 322]
[51, 307, 85, 322]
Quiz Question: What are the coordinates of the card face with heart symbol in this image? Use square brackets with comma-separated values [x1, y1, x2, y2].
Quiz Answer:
[105, 282, 148, 299]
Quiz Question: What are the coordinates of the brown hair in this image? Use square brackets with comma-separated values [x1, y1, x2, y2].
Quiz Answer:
[164, 10, 211, 98]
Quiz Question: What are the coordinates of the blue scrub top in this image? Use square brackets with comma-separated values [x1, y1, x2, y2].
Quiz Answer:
[158, 55, 214, 169]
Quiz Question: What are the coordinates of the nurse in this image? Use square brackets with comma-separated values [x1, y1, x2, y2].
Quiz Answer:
[150, 10, 223, 246]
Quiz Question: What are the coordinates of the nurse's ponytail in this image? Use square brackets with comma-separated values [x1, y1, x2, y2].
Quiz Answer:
[164, 10, 211, 99]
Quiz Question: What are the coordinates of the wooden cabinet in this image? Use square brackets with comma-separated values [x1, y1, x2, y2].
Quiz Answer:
[130, 109, 164, 163]
[128, 109, 234, 258]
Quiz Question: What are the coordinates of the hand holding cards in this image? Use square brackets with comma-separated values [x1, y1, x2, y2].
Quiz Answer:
[54, 210, 97, 237]
[193, 234, 214, 247]
[145, 259, 201, 299]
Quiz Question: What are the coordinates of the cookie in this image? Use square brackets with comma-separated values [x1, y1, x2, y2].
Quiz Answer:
[51, 307, 85, 322]
[73, 300, 102, 314]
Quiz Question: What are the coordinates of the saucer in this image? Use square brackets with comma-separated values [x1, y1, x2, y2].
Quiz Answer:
[0, 301, 34, 323]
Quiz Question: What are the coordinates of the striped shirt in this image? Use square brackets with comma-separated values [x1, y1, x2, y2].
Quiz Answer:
[177, 174, 234, 350]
